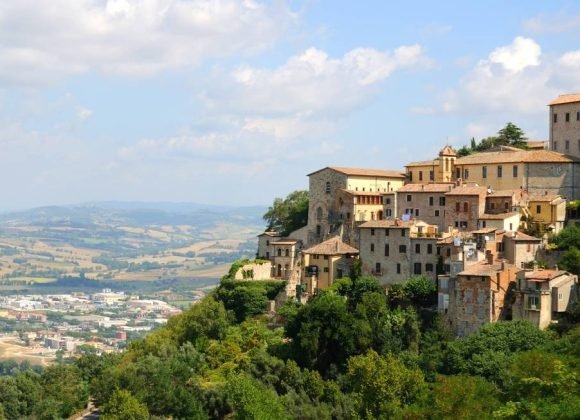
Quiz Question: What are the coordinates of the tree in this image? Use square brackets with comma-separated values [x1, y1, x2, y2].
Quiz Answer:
[226, 373, 289, 420]
[101, 389, 149, 420]
[498, 122, 527, 148]
[551, 224, 580, 251]
[263, 190, 308, 236]
[559, 247, 580, 275]
[346, 350, 426, 418]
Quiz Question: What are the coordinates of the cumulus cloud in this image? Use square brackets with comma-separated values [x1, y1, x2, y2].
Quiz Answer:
[0, 0, 297, 84]
[488, 36, 541, 73]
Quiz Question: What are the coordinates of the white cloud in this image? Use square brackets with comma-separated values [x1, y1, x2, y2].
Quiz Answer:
[0, 0, 297, 84]
[77, 107, 93, 121]
[524, 13, 580, 34]
[488, 36, 541, 73]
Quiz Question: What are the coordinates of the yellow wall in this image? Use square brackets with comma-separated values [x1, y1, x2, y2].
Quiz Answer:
[346, 176, 404, 192]
[302, 253, 342, 293]
[455, 163, 523, 190]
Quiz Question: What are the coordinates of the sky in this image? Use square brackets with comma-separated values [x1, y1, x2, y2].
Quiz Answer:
[2, 0, 580, 211]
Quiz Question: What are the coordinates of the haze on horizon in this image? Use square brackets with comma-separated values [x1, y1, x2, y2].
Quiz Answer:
[2, 0, 580, 211]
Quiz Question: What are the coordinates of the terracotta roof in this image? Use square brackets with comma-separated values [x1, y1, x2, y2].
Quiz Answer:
[488, 189, 519, 197]
[271, 238, 299, 245]
[405, 159, 438, 167]
[302, 236, 359, 255]
[455, 149, 580, 165]
[458, 260, 516, 276]
[439, 145, 457, 156]
[526, 140, 547, 150]
[358, 219, 416, 229]
[397, 183, 454, 193]
[478, 212, 519, 220]
[549, 93, 580, 106]
[504, 231, 541, 242]
[472, 227, 501, 234]
[307, 166, 405, 178]
[445, 186, 487, 196]
[258, 231, 282, 237]
[525, 270, 568, 281]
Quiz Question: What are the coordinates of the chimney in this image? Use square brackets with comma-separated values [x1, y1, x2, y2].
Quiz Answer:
[485, 250, 493, 265]
[555, 264, 559, 271]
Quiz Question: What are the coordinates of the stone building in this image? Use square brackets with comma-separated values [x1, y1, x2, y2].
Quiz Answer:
[449, 251, 519, 336]
[477, 212, 521, 232]
[271, 239, 300, 279]
[485, 189, 524, 214]
[306, 166, 405, 246]
[527, 193, 567, 234]
[301, 236, 359, 294]
[257, 231, 281, 260]
[512, 268, 578, 329]
[503, 231, 542, 269]
[358, 219, 438, 285]
[444, 185, 487, 232]
[549, 93, 580, 158]
[396, 183, 453, 231]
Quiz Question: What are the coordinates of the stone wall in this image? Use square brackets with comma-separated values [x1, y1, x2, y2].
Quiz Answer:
[233, 262, 273, 280]
[525, 162, 580, 200]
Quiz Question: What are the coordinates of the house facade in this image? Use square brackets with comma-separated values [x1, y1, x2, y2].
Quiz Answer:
[549, 93, 580, 159]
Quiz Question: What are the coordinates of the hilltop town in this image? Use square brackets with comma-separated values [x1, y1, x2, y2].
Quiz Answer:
[242, 93, 580, 337]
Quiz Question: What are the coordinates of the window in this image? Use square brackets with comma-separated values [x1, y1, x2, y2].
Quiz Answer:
[415, 209, 419, 217]
[371, 228, 375, 236]
[312, 255, 319, 260]
[528, 295, 540, 310]
[385, 229, 389, 236]
[266, 251, 270, 259]
[429, 196, 434, 206]
[536, 205, 541, 214]
[497, 166, 503, 178]
[407, 194, 412, 202]
[408, 171, 413, 182]
[505, 202, 509, 210]
[266, 240, 270, 246]
[375, 263, 381, 274]
[456, 168, 461, 179]
[385, 198, 391, 205]
[370, 243, 375, 252]
[399, 245, 407, 253]
[414, 262, 422, 274]
[401, 229, 406, 237]
[439, 278, 448, 289]
[324, 267, 329, 273]
[426, 263, 433, 272]
[427, 244, 433, 254]
[464, 169, 469, 179]
[347, 212, 351, 220]
[464, 202, 468, 212]
[566, 140, 570, 151]
[435, 210, 440, 217]
[419, 171, 423, 181]
[554, 141, 558, 150]
[324, 255, 329, 260]
[446, 248, 451, 257]
[384, 244, 389, 256]
[285, 249, 289, 257]
[316, 207, 323, 221]
[396, 263, 401, 274]
[577, 111, 580, 121]
[386, 209, 392, 217]
[482, 166, 487, 178]
[316, 225, 321, 236]
[482, 221, 486, 228]
[513, 165, 518, 177]
[456, 202, 461, 212]
[429, 170, 434, 181]
[553, 113, 558, 123]
[277, 249, 282, 256]
[415, 243, 421, 253]
[439, 197, 446, 206]
[325, 181, 331, 193]
[566, 112, 570, 122]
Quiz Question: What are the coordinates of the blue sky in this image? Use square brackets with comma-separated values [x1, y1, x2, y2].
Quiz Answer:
[1, 0, 580, 210]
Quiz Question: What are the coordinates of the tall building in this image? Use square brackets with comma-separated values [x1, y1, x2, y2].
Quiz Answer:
[549, 93, 580, 158]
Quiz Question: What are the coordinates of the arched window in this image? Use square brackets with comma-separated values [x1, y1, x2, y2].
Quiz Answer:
[277, 248, 282, 256]
[285, 249, 289, 257]
[316, 207, 323, 221]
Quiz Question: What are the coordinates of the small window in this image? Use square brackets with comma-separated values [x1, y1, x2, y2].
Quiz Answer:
[505, 202, 509, 210]
[277, 249, 282, 256]
[429, 196, 434, 206]
[464, 202, 468, 212]
[285, 249, 289, 257]
[456, 168, 461, 179]
[385, 229, 389, 236]
[370, 243, 375, 252]
[482, 166, 487, 179]
[497, 166, 503, 178]
[419, 171, 423, 181]
[429, 170, 434, 181]
[399, 245, 407, 253]
[385, 198, 391, 205]
[446, 248, 451, 257]
[513, 165, 518, 177]
[386, 209, 392, 217]
[439, 197, 446, 206]
[536, 205, 541, 214]
[566, 112, 570, 122]
[553, 113, 558, 123]
[384, 244, 389, 256]
[464, 169, 469, 179]
[347, 212, 351, 220]
[427, 244, 433, 254]
[371, 228, 375, 236]
[325, 181, 331, 193]
[375, 262, 381, 274]
[324, 255, 329, 260]
[426, 263, 434, 272]
[435, 210, 440, 217]
[407, 194, 412, 202]
[577, 111, 580, 121]
[456, 202, 461, 212]
[401, 229, 406, 237]
[554, 141, 558, 150]
[408, 171, 413, 182]
[414, 262, 422, 275]
[415, 243, 420, 254]
[396, 263, 401, 274]
[415, 209, 419, 217]
[324, 267, 329, 273]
